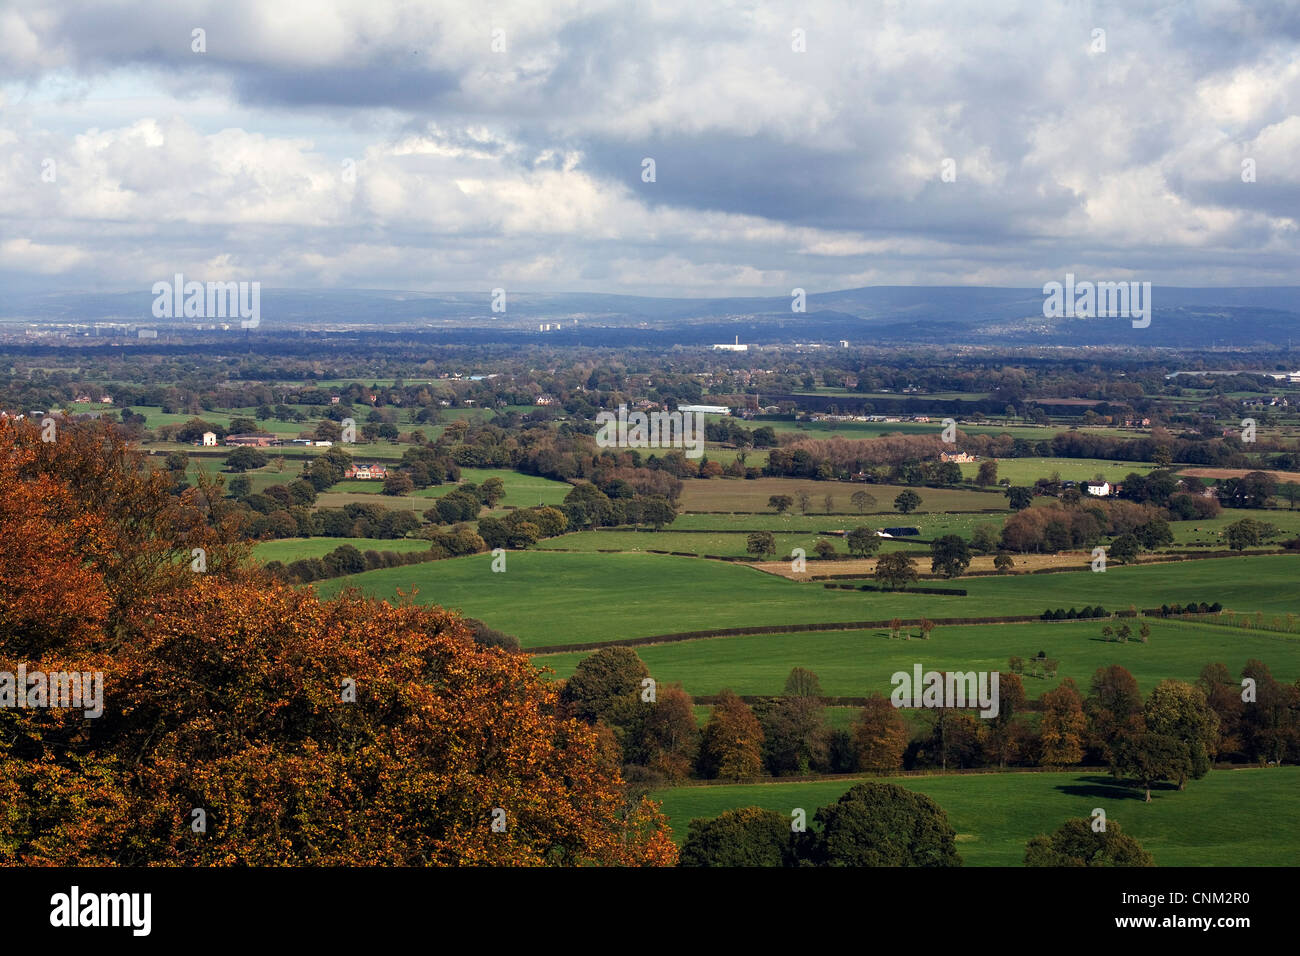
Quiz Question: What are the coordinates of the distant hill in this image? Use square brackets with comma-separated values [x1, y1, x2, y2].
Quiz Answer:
[2, 285, 1297, 347]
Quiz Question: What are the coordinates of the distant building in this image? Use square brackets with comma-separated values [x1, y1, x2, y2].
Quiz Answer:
[137, 329, 158, 339]
[678, 404, 731, 415]
[344, 464, 388, 480]
[939, 451, 976, 463]
[1084, 481, 1112, 497]
[535, 394, 559, 406]
[224, 433, 278, 447]
[201, 431, 218, 447]
[838, 340, 849, 348]
[712, 336, 748, 352]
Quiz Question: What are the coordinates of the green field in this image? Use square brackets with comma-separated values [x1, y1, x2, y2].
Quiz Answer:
[411, 468, 573, 508]
[652, 766, 1300, 865]
[253, 536, 431, 563]
[535, 617, 1300, 699]
[313, 551, 1300, 647]
[960, 457, 1159, 485]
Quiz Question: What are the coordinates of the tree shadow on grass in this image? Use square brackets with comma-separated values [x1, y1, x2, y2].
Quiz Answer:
[1053, 775, 1173, 801]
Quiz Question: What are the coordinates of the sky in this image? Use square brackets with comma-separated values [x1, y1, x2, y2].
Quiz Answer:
[2, 0, 1299, 297]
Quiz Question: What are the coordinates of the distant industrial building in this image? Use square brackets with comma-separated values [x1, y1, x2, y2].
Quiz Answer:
[677, 404, 731, 415]
[712, 335, 748, 351]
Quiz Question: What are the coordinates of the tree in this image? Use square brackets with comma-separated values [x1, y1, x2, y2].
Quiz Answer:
[853, 695, 909, 770]
[1280, 482, 1300, 510]
[768, 495, 794, 514]
[813, 538, 837, 560]
[382, 473, 415, 496]
[1142, 679, 1219, 789]
[893, 489, 922, 514]
[993, 551, 1015, 573]
[625, 683, 698, 782]
[679, 807, 794, 867]
[1024, 818, 1154, 867]
[846, 526, 882, 558]
[1225, 517, 1264, 551]
[1006, 486, 1034, 511]
[970, 524, 998, 554]
[850, 490, 876, 513]
[560, 646, 649, 725]
[975, 460, 998, 487]
[1109, 533, 1141, 565]
[746, 531, 777, 559]
[929, 534, 972, 579]
[480, 475, 507, 508]
[697, 691, 764, 780]
[806, 782, 961, 867]
[639, 497, 677, 531]
[1111, 731, 1192, 802]
[224, 447, 269, 472]
[1039, 680, 1087, 765]
[875, 551, 919, 590]
[795, 489, 813, 514]
[757, 696, 828, 775]
[0, 419, 675, 866]
[226, 475, 252, 499]
[783, 667, 823, 698]
[1084, 665, 1143, 762]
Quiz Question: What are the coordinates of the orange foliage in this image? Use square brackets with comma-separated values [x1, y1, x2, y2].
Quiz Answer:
[0, 418, 676, 866]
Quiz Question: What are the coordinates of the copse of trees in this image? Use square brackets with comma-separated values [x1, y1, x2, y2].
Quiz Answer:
[679, 782, 961, 867]
[1025, 818, 1153, 867]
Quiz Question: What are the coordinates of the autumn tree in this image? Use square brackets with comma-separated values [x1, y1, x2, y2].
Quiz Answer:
[697, 690, 764, 780]
[0, 419, 676, 866]
[1084, 665, 1144, 762]
[853, 694, 909, 771]
[1039, 680, 1087, 766]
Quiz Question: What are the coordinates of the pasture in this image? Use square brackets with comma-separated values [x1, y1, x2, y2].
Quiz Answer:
[653, 766, 1300, 865]
[313, 551, 1300, 647]
[535, 617, 1300, 699]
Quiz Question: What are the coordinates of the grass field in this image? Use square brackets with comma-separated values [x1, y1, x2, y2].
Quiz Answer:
[1168, 509, 1300, 546]
[252, 536, 431, 563]
[410, 468, 573, 508]
[678, 478, 1008, 514]
[652, 766, 1300, 865]
[313, 551, 1300, 647]
[535, 617, 1300, 699]
[959, 457, 1159, 484]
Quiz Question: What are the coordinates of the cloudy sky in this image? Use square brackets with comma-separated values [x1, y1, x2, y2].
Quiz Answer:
[2, 0, 1298, 297]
